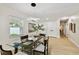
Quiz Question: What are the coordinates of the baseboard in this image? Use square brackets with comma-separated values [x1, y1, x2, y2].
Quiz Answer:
[68, 37, 79, 48]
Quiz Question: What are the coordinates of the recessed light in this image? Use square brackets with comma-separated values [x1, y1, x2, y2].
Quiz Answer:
[31, 3, 36, 7]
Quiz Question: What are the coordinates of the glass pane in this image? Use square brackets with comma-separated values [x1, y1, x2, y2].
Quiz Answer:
[10, 27, 20, 35]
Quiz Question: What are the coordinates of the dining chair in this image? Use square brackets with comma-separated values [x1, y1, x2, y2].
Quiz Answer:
[20, 35, 33, 54]
[39, 33, 46, 37]
[33, 36, 49, 55]
[0, 45, 12, 55]
[20, 35, 28, 43]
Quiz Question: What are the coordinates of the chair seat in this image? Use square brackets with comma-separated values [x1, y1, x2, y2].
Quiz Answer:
[15, 51, 28, 55]
[2, 45, 14, 50]
[22, 41, 32, 45]
[34, 44, 44, 52]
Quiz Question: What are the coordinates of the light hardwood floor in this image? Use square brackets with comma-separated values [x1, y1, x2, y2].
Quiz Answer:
[48, 37, 79, 55]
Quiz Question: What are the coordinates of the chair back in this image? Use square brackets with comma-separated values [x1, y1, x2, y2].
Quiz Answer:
[20, 35, 28, 43]
[39, 34, 46, 37]
[0, 45, 12, 55]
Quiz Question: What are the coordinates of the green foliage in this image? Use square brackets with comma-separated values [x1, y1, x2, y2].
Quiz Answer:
[10, 22, 21, 27]
[32, 24, 44, 32]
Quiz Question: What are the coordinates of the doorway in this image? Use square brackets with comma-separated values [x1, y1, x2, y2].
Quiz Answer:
[60, 19, 68, 38]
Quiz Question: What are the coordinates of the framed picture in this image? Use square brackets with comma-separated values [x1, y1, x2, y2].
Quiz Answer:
[69, 23, 76, 33]
[28, 23, 36, 33]
[73, 23, 76, 33]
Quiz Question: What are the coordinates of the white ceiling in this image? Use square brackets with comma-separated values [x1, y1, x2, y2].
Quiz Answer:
[2, 3, 79, 21]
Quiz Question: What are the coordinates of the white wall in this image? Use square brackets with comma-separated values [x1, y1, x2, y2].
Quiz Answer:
[66, 18, 79, 48]
[0, 4, 26, 44]
[39, 20, 60, 38]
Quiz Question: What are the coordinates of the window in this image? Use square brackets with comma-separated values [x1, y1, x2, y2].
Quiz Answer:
[9, 17, 23, 37]
[10, 27, 20, 35]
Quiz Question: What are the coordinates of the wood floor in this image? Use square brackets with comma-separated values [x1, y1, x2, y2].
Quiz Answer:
[48, 37, 79, 55]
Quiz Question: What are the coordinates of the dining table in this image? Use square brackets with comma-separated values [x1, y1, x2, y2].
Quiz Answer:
[5, 35, 43, 55]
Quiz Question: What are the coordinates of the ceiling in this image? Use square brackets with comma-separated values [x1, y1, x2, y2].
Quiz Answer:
[2, 3, 79, 21]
